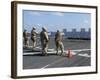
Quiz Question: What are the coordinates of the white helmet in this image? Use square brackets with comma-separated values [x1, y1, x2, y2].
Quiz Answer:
[42, 26, 47, 31]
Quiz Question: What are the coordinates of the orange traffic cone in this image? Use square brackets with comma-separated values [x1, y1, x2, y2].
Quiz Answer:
[67, 49, 73, 58]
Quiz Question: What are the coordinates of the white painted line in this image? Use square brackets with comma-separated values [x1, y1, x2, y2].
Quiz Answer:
[23, 50, 76, 56]
[78, 53, 90, 58]
[24, 50, 91, 59]
[23, 48, 91, 57]
[41, 58, 65, 69]
[23, 52, 55, 56]
[72, 49, 90, 52]
[35, 47, 41, 48]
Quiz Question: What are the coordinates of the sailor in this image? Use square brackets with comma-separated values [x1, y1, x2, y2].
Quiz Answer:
[55, 30, 64, 55]
[31, 27, 37, 50]
[23, 29, 29, 48]
[40, 27, 49, 55]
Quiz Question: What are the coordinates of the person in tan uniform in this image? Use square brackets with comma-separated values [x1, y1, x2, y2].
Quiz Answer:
[31, 27, 37, 50]
[40, 27, 49, 55]
[23, 29, 29, 48]
[55, 30, 64, 55]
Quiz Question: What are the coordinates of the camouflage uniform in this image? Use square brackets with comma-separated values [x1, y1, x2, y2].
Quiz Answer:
[23, 30, 29, 48]
[55, 30, 64, 55]
[40, 27, 49, 55]
[31, 27, 37, 49]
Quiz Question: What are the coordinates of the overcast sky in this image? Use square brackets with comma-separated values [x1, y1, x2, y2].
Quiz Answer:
[23, 10, 91, 32]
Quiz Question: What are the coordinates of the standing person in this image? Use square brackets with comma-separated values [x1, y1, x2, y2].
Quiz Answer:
[23, 29, 29, 48]
[55, 30, 64, 55]
[31, 27, 37, 50]
[40, 27, 49, 55]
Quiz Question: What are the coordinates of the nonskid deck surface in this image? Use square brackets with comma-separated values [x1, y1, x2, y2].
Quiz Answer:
[23, 39, 91, 69]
